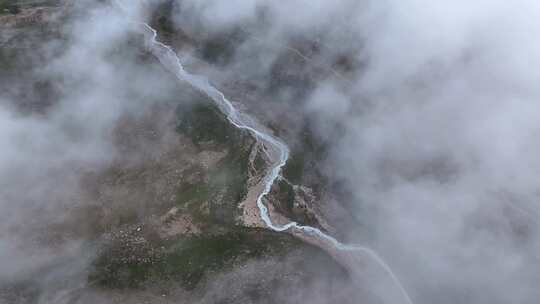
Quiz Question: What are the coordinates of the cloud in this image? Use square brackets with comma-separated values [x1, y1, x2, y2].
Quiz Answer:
[3, 0, 540, 302]
[164, 0, 540, 302]
[0, 0, 180, 297]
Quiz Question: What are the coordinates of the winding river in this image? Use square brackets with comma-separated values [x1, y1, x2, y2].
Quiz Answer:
[116, 3, 413, 303]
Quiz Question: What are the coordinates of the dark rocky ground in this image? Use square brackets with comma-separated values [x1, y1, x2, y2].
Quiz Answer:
[0, 2, 357, 303]
[148, 0, 365, 237]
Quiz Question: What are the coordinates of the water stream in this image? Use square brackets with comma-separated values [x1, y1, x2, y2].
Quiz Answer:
[115, 3, 413, 302]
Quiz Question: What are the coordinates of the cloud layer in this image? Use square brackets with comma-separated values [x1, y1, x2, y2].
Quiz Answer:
[167, 0, 540, 302]
[2, 0, 540, 303]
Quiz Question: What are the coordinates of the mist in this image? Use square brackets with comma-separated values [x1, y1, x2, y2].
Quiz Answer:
[167, 0, 540, 303]
[0, 1, 183, 301]
[2, 0, 540, 303]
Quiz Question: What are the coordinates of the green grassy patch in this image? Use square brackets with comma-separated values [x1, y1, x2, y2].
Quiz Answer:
[176, 180, 212, 224]
[282, 153, 305, 185]
[174, 146, 251, 227]
[157, 228, 293, 289]
[89, 227, 300, 290]
[206, 145, 250, 224]
[275, 178, 296, 213]
[175, 100, 253, 227]
[175, 101, 241, 147]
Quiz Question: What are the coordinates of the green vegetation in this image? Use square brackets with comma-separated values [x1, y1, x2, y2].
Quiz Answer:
[0, 1, 20, 15]
[253, 148, 267, 172]
[89, 94, 294, 291]
[283, 153, 305, 185]
[0, 0, 61, 14]
[175, 100, 253, 226]
[283, 124, 329, 186]
[0, 46, 18, 71]
[157, 228, 294, 289]
[276, 179, 296, 213]
[89, 228, 301, 290]
[176, 179, 212, 224]
[176, 101, 243, 147]
[174, 143, 251, 227]
[199, 30, 245, 66]
[153, 0, 175, 33]
[207, 143, 251, 224]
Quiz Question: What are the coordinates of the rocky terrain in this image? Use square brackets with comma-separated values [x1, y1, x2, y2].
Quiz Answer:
[6, 1, 540, 303]
[0, 1, 358, 303]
